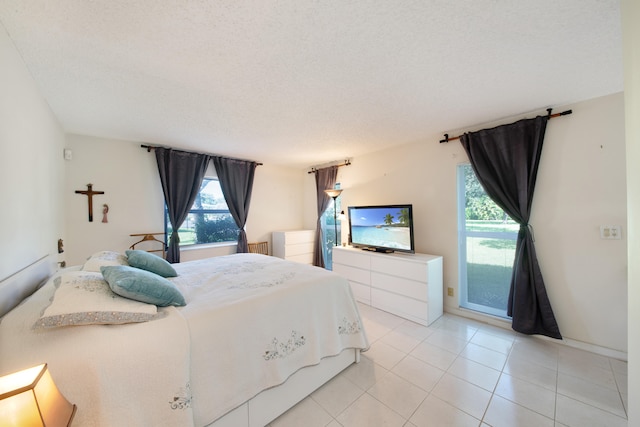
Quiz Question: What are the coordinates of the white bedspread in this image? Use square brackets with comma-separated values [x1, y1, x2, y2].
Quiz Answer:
[0, 254, 368, 427]
[0, 269, 194, 427]
[172, 254, 369, 426]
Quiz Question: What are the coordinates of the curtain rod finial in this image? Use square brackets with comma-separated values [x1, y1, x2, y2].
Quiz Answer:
[439, 133, 449, 144]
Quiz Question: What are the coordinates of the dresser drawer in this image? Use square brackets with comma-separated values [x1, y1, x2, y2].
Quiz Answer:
[370, 256, 428, 282]
[371, 288, 428, 325]
[371, 272, 427, 302]
[281, 242, 314, 257]
[349, 281, 371, 305]
[333, 263, 371, 285]
[333, 248, 371, 270]
[277, 230, 315, 245]
[285, 253, 313, 265]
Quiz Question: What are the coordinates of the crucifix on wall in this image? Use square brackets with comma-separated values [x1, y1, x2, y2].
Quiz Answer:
[75, 183, 105, 222]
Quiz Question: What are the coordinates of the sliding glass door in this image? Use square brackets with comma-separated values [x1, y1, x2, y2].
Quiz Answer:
[457, 164, 517, 318]
[322, 195, 342, 270]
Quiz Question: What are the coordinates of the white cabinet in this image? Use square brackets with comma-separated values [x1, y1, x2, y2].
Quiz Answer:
[332, 246, 443, 326]
[272, 230, 315, 265]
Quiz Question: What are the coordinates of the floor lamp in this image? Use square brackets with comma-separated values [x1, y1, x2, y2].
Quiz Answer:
[325, 189, 343, 246]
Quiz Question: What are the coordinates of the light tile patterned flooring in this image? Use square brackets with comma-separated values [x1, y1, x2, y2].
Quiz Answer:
[270, 303, 628, 427]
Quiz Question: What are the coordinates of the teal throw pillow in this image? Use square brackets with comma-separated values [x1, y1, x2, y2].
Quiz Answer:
[101, 265, 186, 307]
[125, 249, 177, 278]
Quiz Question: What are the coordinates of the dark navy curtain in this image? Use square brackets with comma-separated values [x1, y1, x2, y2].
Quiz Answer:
[313, 166, 338, 268]
[155, 148, 210, 263]
[460, 116, 561, 339]
[212, 156, 258, 253]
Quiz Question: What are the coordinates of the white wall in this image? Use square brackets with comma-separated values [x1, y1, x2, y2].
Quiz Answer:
[64, 135, 165, 265]
[309, 93, 628, 354]
[533, 94, 627, 354]
[0, 25, 65, 280]
[64, 134, 305, 266]
[622, 0, 639, 423]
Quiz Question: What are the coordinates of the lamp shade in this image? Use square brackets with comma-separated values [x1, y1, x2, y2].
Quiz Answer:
[0, 364, 76, 427]
[324, 189, 343, 198]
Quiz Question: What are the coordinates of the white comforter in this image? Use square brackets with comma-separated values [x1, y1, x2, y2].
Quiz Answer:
[0, 268, 193, 427]
[0, 254, 369, 427]
[172, 254, 369, 426]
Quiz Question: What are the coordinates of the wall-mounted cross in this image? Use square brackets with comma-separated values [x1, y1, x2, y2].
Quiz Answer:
[75, 183, 105, 222]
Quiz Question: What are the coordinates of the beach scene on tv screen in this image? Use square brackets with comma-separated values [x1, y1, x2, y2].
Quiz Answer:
[351, 207, 412, 250]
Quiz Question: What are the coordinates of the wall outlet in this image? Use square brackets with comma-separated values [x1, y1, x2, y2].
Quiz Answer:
[447, 287, 454, 297]
[600, 225, 622, 240]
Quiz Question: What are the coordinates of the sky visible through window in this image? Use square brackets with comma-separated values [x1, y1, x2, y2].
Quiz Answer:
[199, 179, 227, 209]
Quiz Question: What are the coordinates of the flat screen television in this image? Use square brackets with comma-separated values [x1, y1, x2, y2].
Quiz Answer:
[348, 204, 415, 253]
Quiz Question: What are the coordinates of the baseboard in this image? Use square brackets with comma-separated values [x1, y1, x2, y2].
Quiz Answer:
[444, 306, 628, 362]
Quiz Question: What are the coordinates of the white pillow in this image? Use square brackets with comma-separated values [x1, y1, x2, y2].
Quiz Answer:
[81, 251, 129, 272]
[33, 271, 161, 329]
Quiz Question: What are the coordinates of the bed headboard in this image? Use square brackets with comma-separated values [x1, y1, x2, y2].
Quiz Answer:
[0, 255, 54, 318]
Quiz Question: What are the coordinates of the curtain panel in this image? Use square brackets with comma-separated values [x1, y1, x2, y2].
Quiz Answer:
[155, 148, 210, 263]
[313, 166, 338, 268]
[460, 116, 562, 339]
[212, 156, 258, 253]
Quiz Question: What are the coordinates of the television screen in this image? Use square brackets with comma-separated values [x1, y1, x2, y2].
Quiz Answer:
[348, 205, 415, 253]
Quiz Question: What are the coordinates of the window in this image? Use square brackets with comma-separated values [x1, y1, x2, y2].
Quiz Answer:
[165, 178, 239, 246]
[457, 164, 517, 318]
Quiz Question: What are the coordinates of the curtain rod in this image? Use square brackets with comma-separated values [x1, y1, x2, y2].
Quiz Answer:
[141, 144, 263, 165]
[439, 108, 572, 144]
[307, 160, 352, 174]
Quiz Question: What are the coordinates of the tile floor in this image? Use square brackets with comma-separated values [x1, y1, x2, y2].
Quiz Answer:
[270, 304, 628, 427]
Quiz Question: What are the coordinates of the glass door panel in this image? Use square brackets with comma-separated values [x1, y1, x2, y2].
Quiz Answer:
[458, 164, 517, 318]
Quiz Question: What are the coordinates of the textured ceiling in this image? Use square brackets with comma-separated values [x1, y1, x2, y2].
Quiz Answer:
[0, 0, 623, 168]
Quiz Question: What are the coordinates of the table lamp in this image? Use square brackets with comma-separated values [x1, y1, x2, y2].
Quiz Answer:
[0, 364, 76, 426]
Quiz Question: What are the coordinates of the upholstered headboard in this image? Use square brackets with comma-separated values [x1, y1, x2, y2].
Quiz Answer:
[0, 255, 54, 318]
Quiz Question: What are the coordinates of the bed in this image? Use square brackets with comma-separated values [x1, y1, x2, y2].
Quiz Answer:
[0, 252, 369, 427]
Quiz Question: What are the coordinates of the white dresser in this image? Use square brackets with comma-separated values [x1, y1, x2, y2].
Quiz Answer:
[332, 246, 443, 326]
[272, 230, 316, 265]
